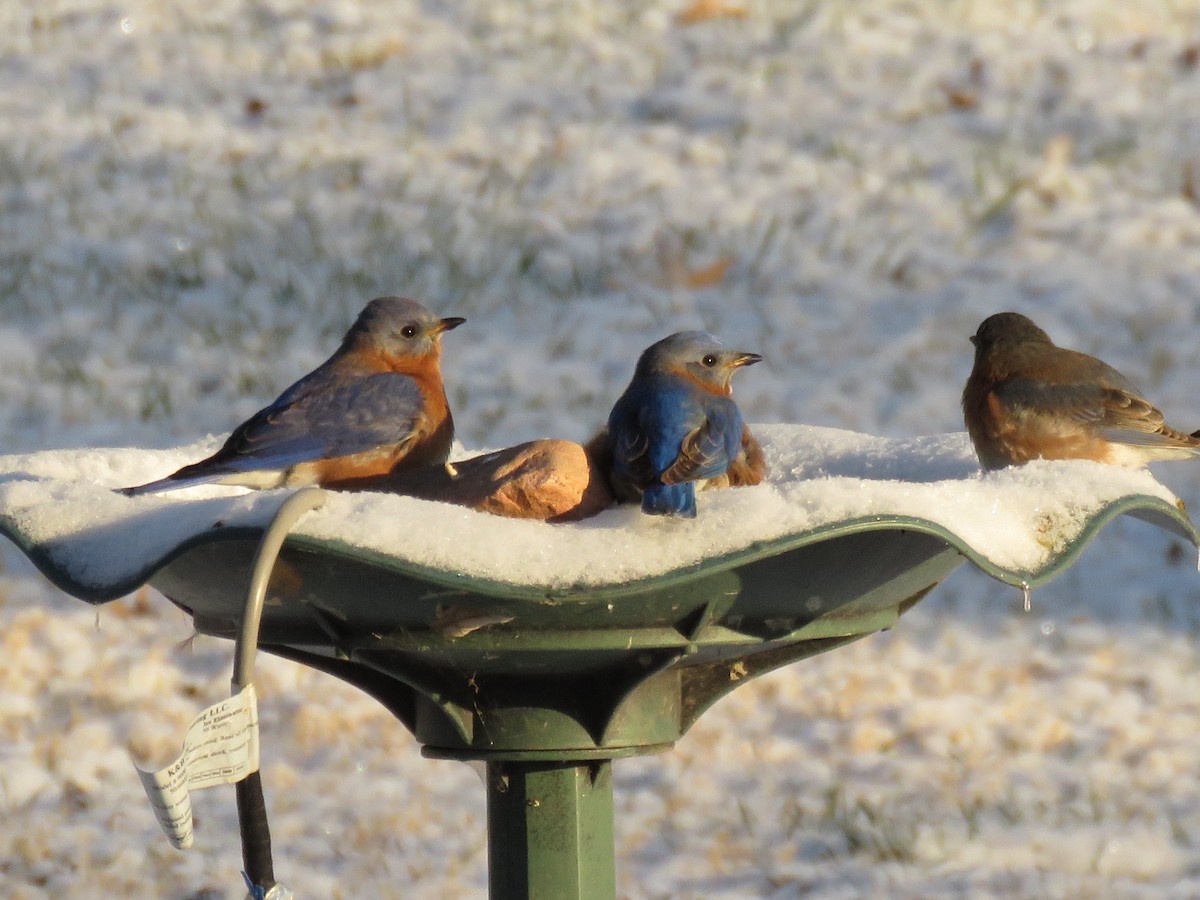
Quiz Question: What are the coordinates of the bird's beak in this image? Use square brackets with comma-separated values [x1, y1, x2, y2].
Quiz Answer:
[731, 352, 763, 368]
[436, 316, 466, 334]
[968, 334, 978, 346]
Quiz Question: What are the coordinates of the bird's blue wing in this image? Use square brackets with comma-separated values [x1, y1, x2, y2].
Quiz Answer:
[209, 371, 426, 472]
[660, 399, 742, 485]
[606, 390, 659, 489]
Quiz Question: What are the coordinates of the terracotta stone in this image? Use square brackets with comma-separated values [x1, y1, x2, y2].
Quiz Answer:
[344, 439, 615, 522]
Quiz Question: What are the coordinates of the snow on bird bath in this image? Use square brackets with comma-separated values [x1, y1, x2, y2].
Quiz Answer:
[0, 424, 1185, 596]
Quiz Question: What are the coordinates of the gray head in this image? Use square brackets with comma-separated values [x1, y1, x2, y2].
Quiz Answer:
[635, 330, 762, 395]
[969, 312, 1054, 355]
[345, 296, 465, 360]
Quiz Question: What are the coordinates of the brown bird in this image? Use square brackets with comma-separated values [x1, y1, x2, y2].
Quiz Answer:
[962, 311, 1200, 470]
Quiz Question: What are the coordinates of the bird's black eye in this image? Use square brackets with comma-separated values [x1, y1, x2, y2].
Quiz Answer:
[400, 324, 418, 339]
[702, 354, 718, 367]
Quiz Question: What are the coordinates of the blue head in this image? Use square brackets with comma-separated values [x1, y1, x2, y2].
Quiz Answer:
[344, 296, 465, 362]
[634, 331, 762, 395]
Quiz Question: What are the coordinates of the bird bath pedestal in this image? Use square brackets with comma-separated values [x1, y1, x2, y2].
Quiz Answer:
[154, 513, 970, 898]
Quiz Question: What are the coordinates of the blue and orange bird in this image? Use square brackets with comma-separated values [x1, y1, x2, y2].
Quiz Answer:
[603, 331, 762, 518]
[122, 297, 465, 495]
[963, 311, 1200, 470]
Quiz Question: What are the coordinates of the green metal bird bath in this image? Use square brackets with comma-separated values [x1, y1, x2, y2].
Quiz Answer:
[153, 515, 967, 898]
[2, 430, 1196, 898]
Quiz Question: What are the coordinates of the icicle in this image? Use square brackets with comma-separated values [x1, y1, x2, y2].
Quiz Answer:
[1021, 583, 1032, 613]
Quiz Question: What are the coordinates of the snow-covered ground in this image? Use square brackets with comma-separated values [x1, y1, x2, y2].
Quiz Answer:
[4, 1, 1200, 896]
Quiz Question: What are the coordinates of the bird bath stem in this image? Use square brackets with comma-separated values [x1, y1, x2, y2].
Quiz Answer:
[485, 760, 616, 899]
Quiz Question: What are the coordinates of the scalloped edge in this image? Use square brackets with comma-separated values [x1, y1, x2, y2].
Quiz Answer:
[2, 493, 1193, 605]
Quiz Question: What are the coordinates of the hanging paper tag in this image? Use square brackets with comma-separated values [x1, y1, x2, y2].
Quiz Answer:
[135, 684, 261, 849]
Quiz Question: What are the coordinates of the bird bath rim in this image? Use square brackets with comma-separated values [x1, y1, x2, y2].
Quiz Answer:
[1, 491, 1192, 607]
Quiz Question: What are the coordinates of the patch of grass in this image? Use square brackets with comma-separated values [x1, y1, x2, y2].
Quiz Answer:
[823, 785, 921, 863]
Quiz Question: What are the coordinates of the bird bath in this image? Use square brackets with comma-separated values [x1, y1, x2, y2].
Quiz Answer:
[1, 426, 1195, 898]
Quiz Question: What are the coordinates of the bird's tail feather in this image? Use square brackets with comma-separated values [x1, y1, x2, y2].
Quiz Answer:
[642, 483, 697, 518]
[117, 473, 221, 496]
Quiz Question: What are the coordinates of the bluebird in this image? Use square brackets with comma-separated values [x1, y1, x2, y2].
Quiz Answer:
[962, 311, 1200, 470]
[122, 297, 465, 494]
[602, 331, 762, 517]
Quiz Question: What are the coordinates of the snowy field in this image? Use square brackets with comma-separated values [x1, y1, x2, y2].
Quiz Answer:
[4, 1, 1200, 897]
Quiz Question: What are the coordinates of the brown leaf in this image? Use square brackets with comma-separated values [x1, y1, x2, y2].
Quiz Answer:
[432, 604, 515, 638]
[677, 0, 747, 26]
[266, 558, 305, 601]
[682, 256, 735, 289]
[941, 84, 979, 110]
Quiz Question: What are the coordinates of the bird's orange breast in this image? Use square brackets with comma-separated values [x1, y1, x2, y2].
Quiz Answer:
[970, 387, 1111, 467]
